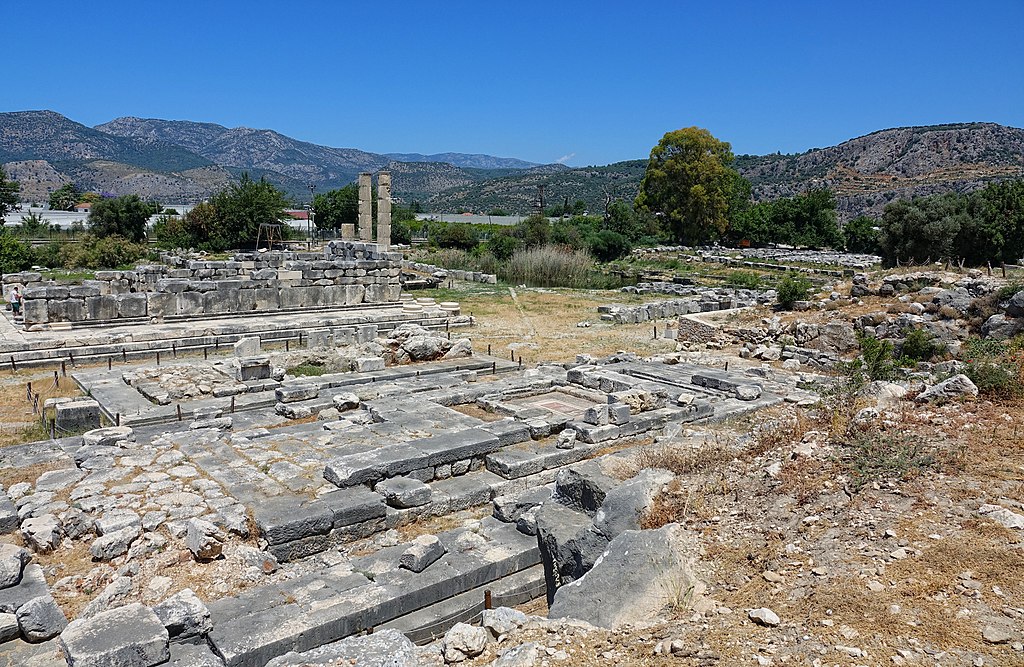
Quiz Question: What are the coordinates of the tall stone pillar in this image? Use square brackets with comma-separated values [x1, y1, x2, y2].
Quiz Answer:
[377, 171, 392, 250]
[358, 172, 372, 241]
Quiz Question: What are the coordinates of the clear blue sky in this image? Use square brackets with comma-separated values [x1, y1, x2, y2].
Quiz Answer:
[6, 0, 1022, 166]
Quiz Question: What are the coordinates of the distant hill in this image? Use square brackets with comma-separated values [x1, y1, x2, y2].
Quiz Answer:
[384, 152, 538, 170]
[428, 161, 643, 214]
[2, 112, 1021, 219]
[735, 122, 1024, 219]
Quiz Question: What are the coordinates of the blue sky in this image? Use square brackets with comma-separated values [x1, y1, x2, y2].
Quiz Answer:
[6, 1, 1022, 166]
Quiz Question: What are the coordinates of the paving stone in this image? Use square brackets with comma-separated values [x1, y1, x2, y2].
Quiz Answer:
[275, 384, 318, 403]
[492, 486, 553, 524]
[168, 641, 225, 667]
[479, 420, 532, 447]
[34, 469, 86, 493]
[95, 510, 141, 536]
[21, 515, 62, 554]
[414, 429, 501, 468]
[58, 602, 168, 666]
[185, 518, 225, 561]
[264, 628, 418, 667]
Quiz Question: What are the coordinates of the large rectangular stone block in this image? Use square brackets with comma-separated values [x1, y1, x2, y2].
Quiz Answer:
[147, 293, 177, 318]
[55, 399, 101, 432]
[22, 299, 48, 324]
[118, 293, 148, 318]
[86, 295, 118, 321]
[177, 292, 205, 316]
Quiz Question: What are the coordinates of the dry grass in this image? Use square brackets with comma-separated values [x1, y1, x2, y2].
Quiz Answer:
[451, 403, 506, 422]
[0, 371, 83, 447]
[609, 441, 733, 481]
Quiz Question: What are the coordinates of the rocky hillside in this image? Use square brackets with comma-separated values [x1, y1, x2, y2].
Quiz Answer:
[736, 122, 1024, 219]
[384, 151, 537, 170]
[428, 161, 642, 214]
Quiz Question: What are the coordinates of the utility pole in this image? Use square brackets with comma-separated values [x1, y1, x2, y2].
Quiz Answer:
[307, 183, 316, 249]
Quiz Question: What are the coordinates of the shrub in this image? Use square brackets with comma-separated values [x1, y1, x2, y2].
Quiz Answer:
[499, 245, 595, 288]
[586, 230, 632, 262]
[725, 270, 762, 289]
[996, 281, 1024, 301]
[31, 241, 67, 269]
[900, 327, 944, 363]
[486, 232, 520, 261]
[776, 272, 812, 309]
[859, 334, 897, 381]
[430, 223, 480, 250]
[61, 234, 150, 269]
[961, 337, 1024, 399]
[0, 232, 33, 273]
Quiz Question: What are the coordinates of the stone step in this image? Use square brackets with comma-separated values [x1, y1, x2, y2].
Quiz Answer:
[206, 519, 540, 667]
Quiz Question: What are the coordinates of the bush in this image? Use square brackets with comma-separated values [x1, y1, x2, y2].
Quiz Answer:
[900, 327, 944, 363]
[31, 241, 67, 269]
[61, 234, 150, 269]
[430, 223, 480, 250]
[859, 334, 898, 381]
[587, 230, 632, 262]
[0, 232, 33, 273]
[499, 245, 595, 288]
[88, 195, 151, 242]
[725, 270, 762, 289]
[961, 337, 1024, 398]
[486, 232, 521, 261]
[776, 272, 812, 309]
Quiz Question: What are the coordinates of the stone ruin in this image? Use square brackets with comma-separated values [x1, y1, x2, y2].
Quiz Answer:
[0, 322, 809, 665]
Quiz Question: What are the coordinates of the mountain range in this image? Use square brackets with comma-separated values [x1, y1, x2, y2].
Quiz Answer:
[1, 111, 1022, 220]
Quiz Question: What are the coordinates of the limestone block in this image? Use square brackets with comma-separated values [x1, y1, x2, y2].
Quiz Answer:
[147, 292, 176, 319]
[118, 293, 148, 319]
[203, 288, 240, 315]
[17, 595, 67, 642]
[354, 357, 384, 372]
[58, 603, 169, 666]
[375, 477, 432, 508]
[399, 534, 446, 572]
[54, 399, 101, 432]
[234, 337, 261, 357]
[176, 292, 204, 316]
[275, 384, 318, 403]
[153, 588, 211, 638]
[22, 299, 48, 324]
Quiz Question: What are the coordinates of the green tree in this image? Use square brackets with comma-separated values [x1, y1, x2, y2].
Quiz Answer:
[844, 215, 880, 254]
[513, 214, 552, 248]
[0, 167, 20, 217]
[48, 183, 81, 211]
[313, 184, 358, 232]
[88, 195, 151, 242]
[208, 174, 291, 248]
[635, 127, 744, 244]
[0, 232, 32, 273]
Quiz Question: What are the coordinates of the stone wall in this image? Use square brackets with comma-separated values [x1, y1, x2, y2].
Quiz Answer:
[9, 242, 402, 327]
[404, 260, 498, 285]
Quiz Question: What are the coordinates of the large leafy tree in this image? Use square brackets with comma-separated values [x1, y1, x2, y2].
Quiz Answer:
[635, 127, 744, 244]
[48, 183, 81, 211]
[0, 167, 20, 217]
[208, 173, 291, 248]
[88, 195, 151, 242]
[312, 184, 359, 231]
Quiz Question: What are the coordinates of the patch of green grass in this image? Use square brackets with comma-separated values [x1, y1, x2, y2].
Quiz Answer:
[288, 362, 328, 377]
[39, 269, 97, 282]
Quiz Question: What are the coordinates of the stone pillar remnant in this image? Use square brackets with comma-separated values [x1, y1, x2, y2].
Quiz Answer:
[377, 172, 392, 250]
[358, 172, 372, 241]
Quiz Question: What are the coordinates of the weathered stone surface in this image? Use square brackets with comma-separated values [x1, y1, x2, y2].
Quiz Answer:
[353, 357, 385, 372]
[275, 384, 318, 403]
[234, 337, 261, 357]
[21, 514, 62, 553]
[0, 612, 17, 643]
[548, 523, 702, 629]
[978, 503, 1024, 529]
[491, 642, 541, 666]
[593, 468, 675, 540]
[17, 595, 67, 642]
[55, 400, 101, 432]
[95, 510, 141, 536]
[185, 518, 225, 561]
[153, 588, 212, 639]
[482, 607, 527, 638]
[552, 462, 617, 516]
[58, 602, 169, 666]
[398, 535, 447, 573]
[1005, 289, 1024, 318]
[375, 477, 432, 509]
[0, 564, 49, 613]
[915, 373, 978, 403]
[90, 526, 141, 561]
[535, 503, 609, 604]
[492, 486, 552, 524]
[735, 384, 762, 401]
[264, 628, 419, 667]
[0, 544, 30, 589]
[332, 392, 360, 411]
[442, 622, 489, 662]
[749, 607, 781, 627]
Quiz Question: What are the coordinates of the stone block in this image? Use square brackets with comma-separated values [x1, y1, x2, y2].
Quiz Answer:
[234, 337, 261, 357]
[58, 602, 169, 666]
[176, 291, 205, 316]
[118, 293, 148, 319]
[55, 399, 101, 432]
[236, 357, 271, 381]
[147, 292, 177, 319]
[375, 477, 432, 509]
[22, 299, 48, 324]
[17, 594, 67, 642]
[354, 357, 384, 372]
[275, 384, 318, 403]
[414, 429, 502, 468]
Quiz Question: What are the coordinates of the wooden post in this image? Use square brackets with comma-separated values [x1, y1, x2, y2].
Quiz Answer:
[204, 348, 208, 360]
[230, 396, 235, 414]
[484, 590, 493, 610]
[116, 413, 120, 426]
[108, 357, 112, 371]
[177, 404, 182, 421]
[172, 343, 177, 358]
[156, 351, 160, 366]
[122, 350, 127, 363]
[10, 359, 15, 373]
[61, 360, 66, 377]
[487, 344, 491, 356]
[69, 351, 74, 366]
[285, 339, 290, 352]
[492, 362, 496, 375]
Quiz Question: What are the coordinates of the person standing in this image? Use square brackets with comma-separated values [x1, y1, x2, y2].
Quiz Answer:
[10, 287, 21, 318]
